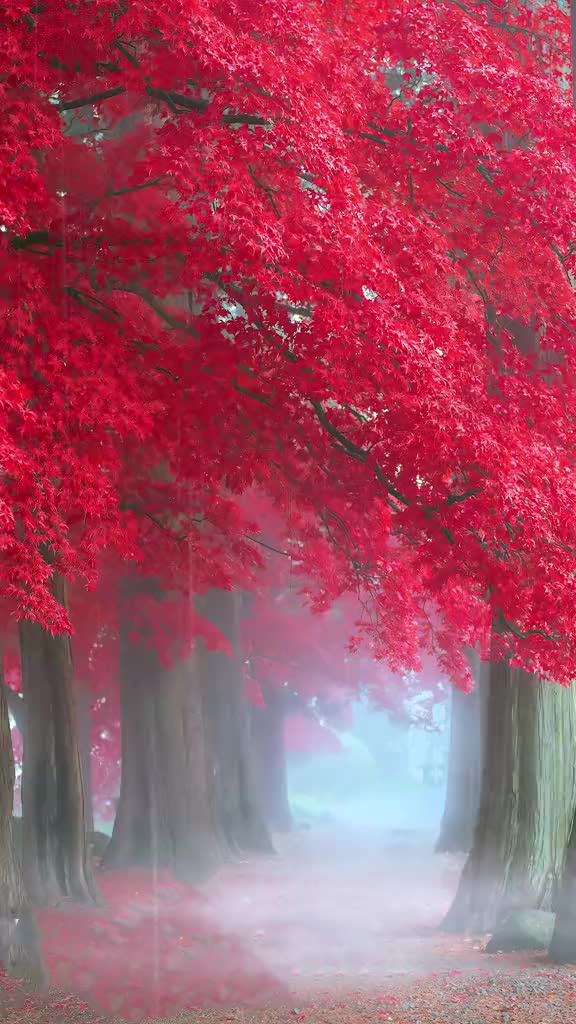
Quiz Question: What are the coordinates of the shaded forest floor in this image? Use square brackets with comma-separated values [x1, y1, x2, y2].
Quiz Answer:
[2, 826, 576, 1023]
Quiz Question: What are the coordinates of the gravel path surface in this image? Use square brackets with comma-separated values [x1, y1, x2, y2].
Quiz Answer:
[168, 967, 576, 1024]
[4, 968, 576, 1024]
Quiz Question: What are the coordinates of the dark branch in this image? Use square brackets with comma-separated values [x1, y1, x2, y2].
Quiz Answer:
[498, 611, 563, 643]
[57, 87, 127, 111]
[309, 399, 412, 506]
[247, 164, 281, 218]
[145, 87, 272, 126]
[245, 535, 290, 558]
[121, 286, 199, 339]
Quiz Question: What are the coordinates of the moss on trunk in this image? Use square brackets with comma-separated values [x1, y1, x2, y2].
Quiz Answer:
[443, 659, 576, 933]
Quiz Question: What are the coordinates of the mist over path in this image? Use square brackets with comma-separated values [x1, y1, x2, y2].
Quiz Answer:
[206, 823, 472, 997]
[5, 821, 575, 1022]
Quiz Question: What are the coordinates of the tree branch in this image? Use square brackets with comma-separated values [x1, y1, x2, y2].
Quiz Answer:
[245, 535, 290, 558]
[497, 611, 563, 643]
[121, 285, 199, 339]
[57, 87, 127, 111]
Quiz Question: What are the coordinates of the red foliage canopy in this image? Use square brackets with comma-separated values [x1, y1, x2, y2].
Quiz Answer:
[2, 0, 576, 686]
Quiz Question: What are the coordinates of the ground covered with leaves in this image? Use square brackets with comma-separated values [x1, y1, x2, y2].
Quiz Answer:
[2, 828, 576, 1024]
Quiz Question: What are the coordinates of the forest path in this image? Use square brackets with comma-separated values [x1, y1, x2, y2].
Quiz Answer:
[206, 824, 472, 990]
[4, 825, 573, 1023]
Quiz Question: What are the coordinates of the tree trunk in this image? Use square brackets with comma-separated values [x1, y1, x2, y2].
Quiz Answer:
[2, 685, 24, 734]
[196, 589, 274, 857]
[443, 659, 576, 934]
[104, 578, 219, 882]
[251, 683, 292, 833]
[77, 683, 94, 833]
[19, 573, 97, 907]
[13, 658, 99, 836]
[0, 646, 47, 989]
[436, 654, 487, 854]
[549, 801, 576, 962]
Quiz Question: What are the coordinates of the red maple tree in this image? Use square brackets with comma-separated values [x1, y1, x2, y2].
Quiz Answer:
[1, 0, 576, 688]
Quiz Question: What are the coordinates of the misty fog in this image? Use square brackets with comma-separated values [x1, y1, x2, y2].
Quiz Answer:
[287, 696, 448, 835]
[188, 693, 464, 1005]
[7, 682, 478, 1018]
[140, 688, 461, 1007]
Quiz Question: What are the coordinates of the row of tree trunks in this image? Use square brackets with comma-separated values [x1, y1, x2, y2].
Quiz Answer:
[444, 658, 576, 934]
[0, 573, 282, 982]
[3, 571, 281, 911]
[10, 566, 576, 977]
[106, 582, 275, 880]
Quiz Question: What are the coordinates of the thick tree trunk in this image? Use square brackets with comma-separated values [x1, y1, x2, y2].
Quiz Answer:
[436, 654, 487, 854]
[19, 573, 96, 907]
[104, 579, 219, 882]
[0, 649, 47, 989]
[196, 589, 274, 857]
[443, 659, 576, 934]
[549, 805, 576, 962]
[251, 683, 292, 833]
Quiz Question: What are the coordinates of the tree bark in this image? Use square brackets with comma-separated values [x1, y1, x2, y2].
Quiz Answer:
[0, 647, 47, 989]
[549, 807, 576, 962]
[436, 653, 487, 854]
[77, 683, 94, 833]
[104, 578, 219, 882]
[2, 685, 24, 734]
[251, 683, 292, 833]
[19, 573, 97, 907]
[443, 659, 576, 934]
[196, 589, 274, 857]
